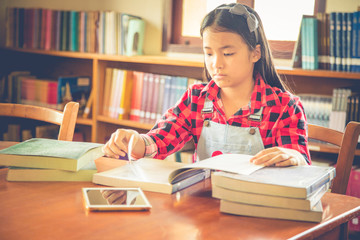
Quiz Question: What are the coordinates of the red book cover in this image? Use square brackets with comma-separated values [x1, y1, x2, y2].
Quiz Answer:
[40, 9, 47, 49]
[348, 167, 360, 231]
[44, 9, 53, 50]
[130, 71, 144, 121]
[47, 80, 58, 108]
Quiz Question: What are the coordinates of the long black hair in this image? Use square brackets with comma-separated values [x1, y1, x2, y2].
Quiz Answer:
[200, 3, 289, 92]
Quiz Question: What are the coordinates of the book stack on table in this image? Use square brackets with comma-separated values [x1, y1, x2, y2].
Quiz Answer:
[211, 165, 336, 223]
[0, 138, 104, 181]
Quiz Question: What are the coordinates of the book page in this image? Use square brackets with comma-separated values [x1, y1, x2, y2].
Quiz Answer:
[169, 154, 264, 182]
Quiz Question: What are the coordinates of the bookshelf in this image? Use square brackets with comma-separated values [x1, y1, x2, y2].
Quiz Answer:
[1, 46, 360, 156]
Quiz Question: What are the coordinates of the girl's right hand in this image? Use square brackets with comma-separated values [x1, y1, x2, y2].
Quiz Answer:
[102, 129, 145, 159]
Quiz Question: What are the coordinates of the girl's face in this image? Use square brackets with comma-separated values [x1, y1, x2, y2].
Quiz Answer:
[202, 28, 260, 89]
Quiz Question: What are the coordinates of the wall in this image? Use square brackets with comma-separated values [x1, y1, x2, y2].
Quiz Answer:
[0, 0, 164, 55]
[0, 0, 359, 58]
[326, 0, 359, 12]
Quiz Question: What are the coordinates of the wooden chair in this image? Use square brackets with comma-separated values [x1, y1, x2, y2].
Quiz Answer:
[308, 121, 360, 195]
[0, 102, 79, 141]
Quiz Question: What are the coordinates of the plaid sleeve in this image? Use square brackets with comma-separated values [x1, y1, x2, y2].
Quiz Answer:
[275, 97, 311, 164]
[140, 134, 158, 158]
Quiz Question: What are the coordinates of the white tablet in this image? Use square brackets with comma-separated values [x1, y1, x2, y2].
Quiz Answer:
[82, 187, 152, 211]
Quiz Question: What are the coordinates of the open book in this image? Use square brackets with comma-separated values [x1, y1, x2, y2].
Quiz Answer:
[93, 153, 263, 194]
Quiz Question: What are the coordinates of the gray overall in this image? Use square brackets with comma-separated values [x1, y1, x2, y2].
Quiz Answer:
[196, 97, 265, 161]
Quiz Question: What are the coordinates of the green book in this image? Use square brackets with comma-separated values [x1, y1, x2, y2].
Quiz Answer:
[69, 11, 79, 51]
[0, 138, 104, 172]
[6, 159, 97, 182]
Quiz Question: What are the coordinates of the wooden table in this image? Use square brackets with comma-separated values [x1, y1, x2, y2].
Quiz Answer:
[1, 142, 360, 240]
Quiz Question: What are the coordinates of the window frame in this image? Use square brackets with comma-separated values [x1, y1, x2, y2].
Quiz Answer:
[162, 0, 325, 58]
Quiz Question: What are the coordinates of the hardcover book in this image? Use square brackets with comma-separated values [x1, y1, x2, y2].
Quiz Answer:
[6, 158, 97, 182]
[220, 199, 323, 222]
[212, 181, 329, 211]
[0, 138, 104, 171]
[212, 165, 336, 199]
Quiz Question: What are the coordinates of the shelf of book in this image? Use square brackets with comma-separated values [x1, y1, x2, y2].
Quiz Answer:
[3, 47, 360, 79]
[97, 115, 154, 130]
[1, 46, 360, 152]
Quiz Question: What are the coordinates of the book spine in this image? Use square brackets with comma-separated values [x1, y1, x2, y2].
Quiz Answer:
[162, 75, 172, 114]
[150, 74, 160, 122]
[139, 72, 149, 122]
[329, 12, 337, 71]
[144, 73, 154, 123]
[335, 12, 343, 71]
[356, 11, 360, 72]
[129, 72, 144, 121]
[156, 75, 166, 119]
[301, 16, 308, 69]
[346, 13, 353, 72]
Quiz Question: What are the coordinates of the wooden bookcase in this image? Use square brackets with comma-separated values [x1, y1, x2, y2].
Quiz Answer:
[1, 47, 360, 157]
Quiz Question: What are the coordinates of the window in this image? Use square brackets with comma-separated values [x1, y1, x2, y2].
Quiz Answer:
[163, 0, 324, 58]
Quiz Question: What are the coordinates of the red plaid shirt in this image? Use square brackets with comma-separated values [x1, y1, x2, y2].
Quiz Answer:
[142, 73, 311, 164]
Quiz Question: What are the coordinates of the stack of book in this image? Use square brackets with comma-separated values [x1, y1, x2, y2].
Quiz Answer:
[211, 165, 336, 222]
[0, 138, 104, 181]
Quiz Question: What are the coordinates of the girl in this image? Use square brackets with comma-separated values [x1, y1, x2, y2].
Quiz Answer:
[103, 3, 311, 167]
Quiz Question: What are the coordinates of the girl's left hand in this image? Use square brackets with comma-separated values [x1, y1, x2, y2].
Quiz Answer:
[250, 147, 308, 167]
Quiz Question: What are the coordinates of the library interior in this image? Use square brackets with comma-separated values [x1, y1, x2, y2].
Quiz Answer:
[1, 0, 360, 239]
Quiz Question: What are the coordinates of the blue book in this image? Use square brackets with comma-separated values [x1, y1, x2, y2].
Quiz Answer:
[335, 12, 343, 71]
[342, 13, 348, 72]
[329, 12, 337, 71]
[301, 16, 309, 69]
[301, 16, 318, 70]
[346, 12, 353, 72]
[57, 76, 91, 109]
[351, 12, 357, 72]
[353, 11, 360, 72]
[310, 17, 319, 70]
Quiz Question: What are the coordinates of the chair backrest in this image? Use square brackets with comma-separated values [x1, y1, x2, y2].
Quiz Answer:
[308, 122, 360, 195]
[0, 102, 79, 141]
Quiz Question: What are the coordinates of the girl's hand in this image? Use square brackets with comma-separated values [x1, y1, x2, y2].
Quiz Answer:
[102, 129, 145, 159]
[250, 147, 308, 167]
[101, 189, 127, 205]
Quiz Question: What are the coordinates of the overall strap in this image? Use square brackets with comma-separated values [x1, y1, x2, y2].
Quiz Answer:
[248, 107, 264, 123]
[201, 97, 213, 120]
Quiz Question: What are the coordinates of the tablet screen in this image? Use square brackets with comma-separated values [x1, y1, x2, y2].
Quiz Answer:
[82, 187, 152, 211]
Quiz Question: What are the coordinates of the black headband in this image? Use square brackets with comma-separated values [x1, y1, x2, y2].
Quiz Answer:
[218, 4, 259, 43]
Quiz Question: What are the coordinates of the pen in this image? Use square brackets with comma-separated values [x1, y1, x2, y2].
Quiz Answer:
[127, 135, 146, 180]
[128, 134, 135, 164]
